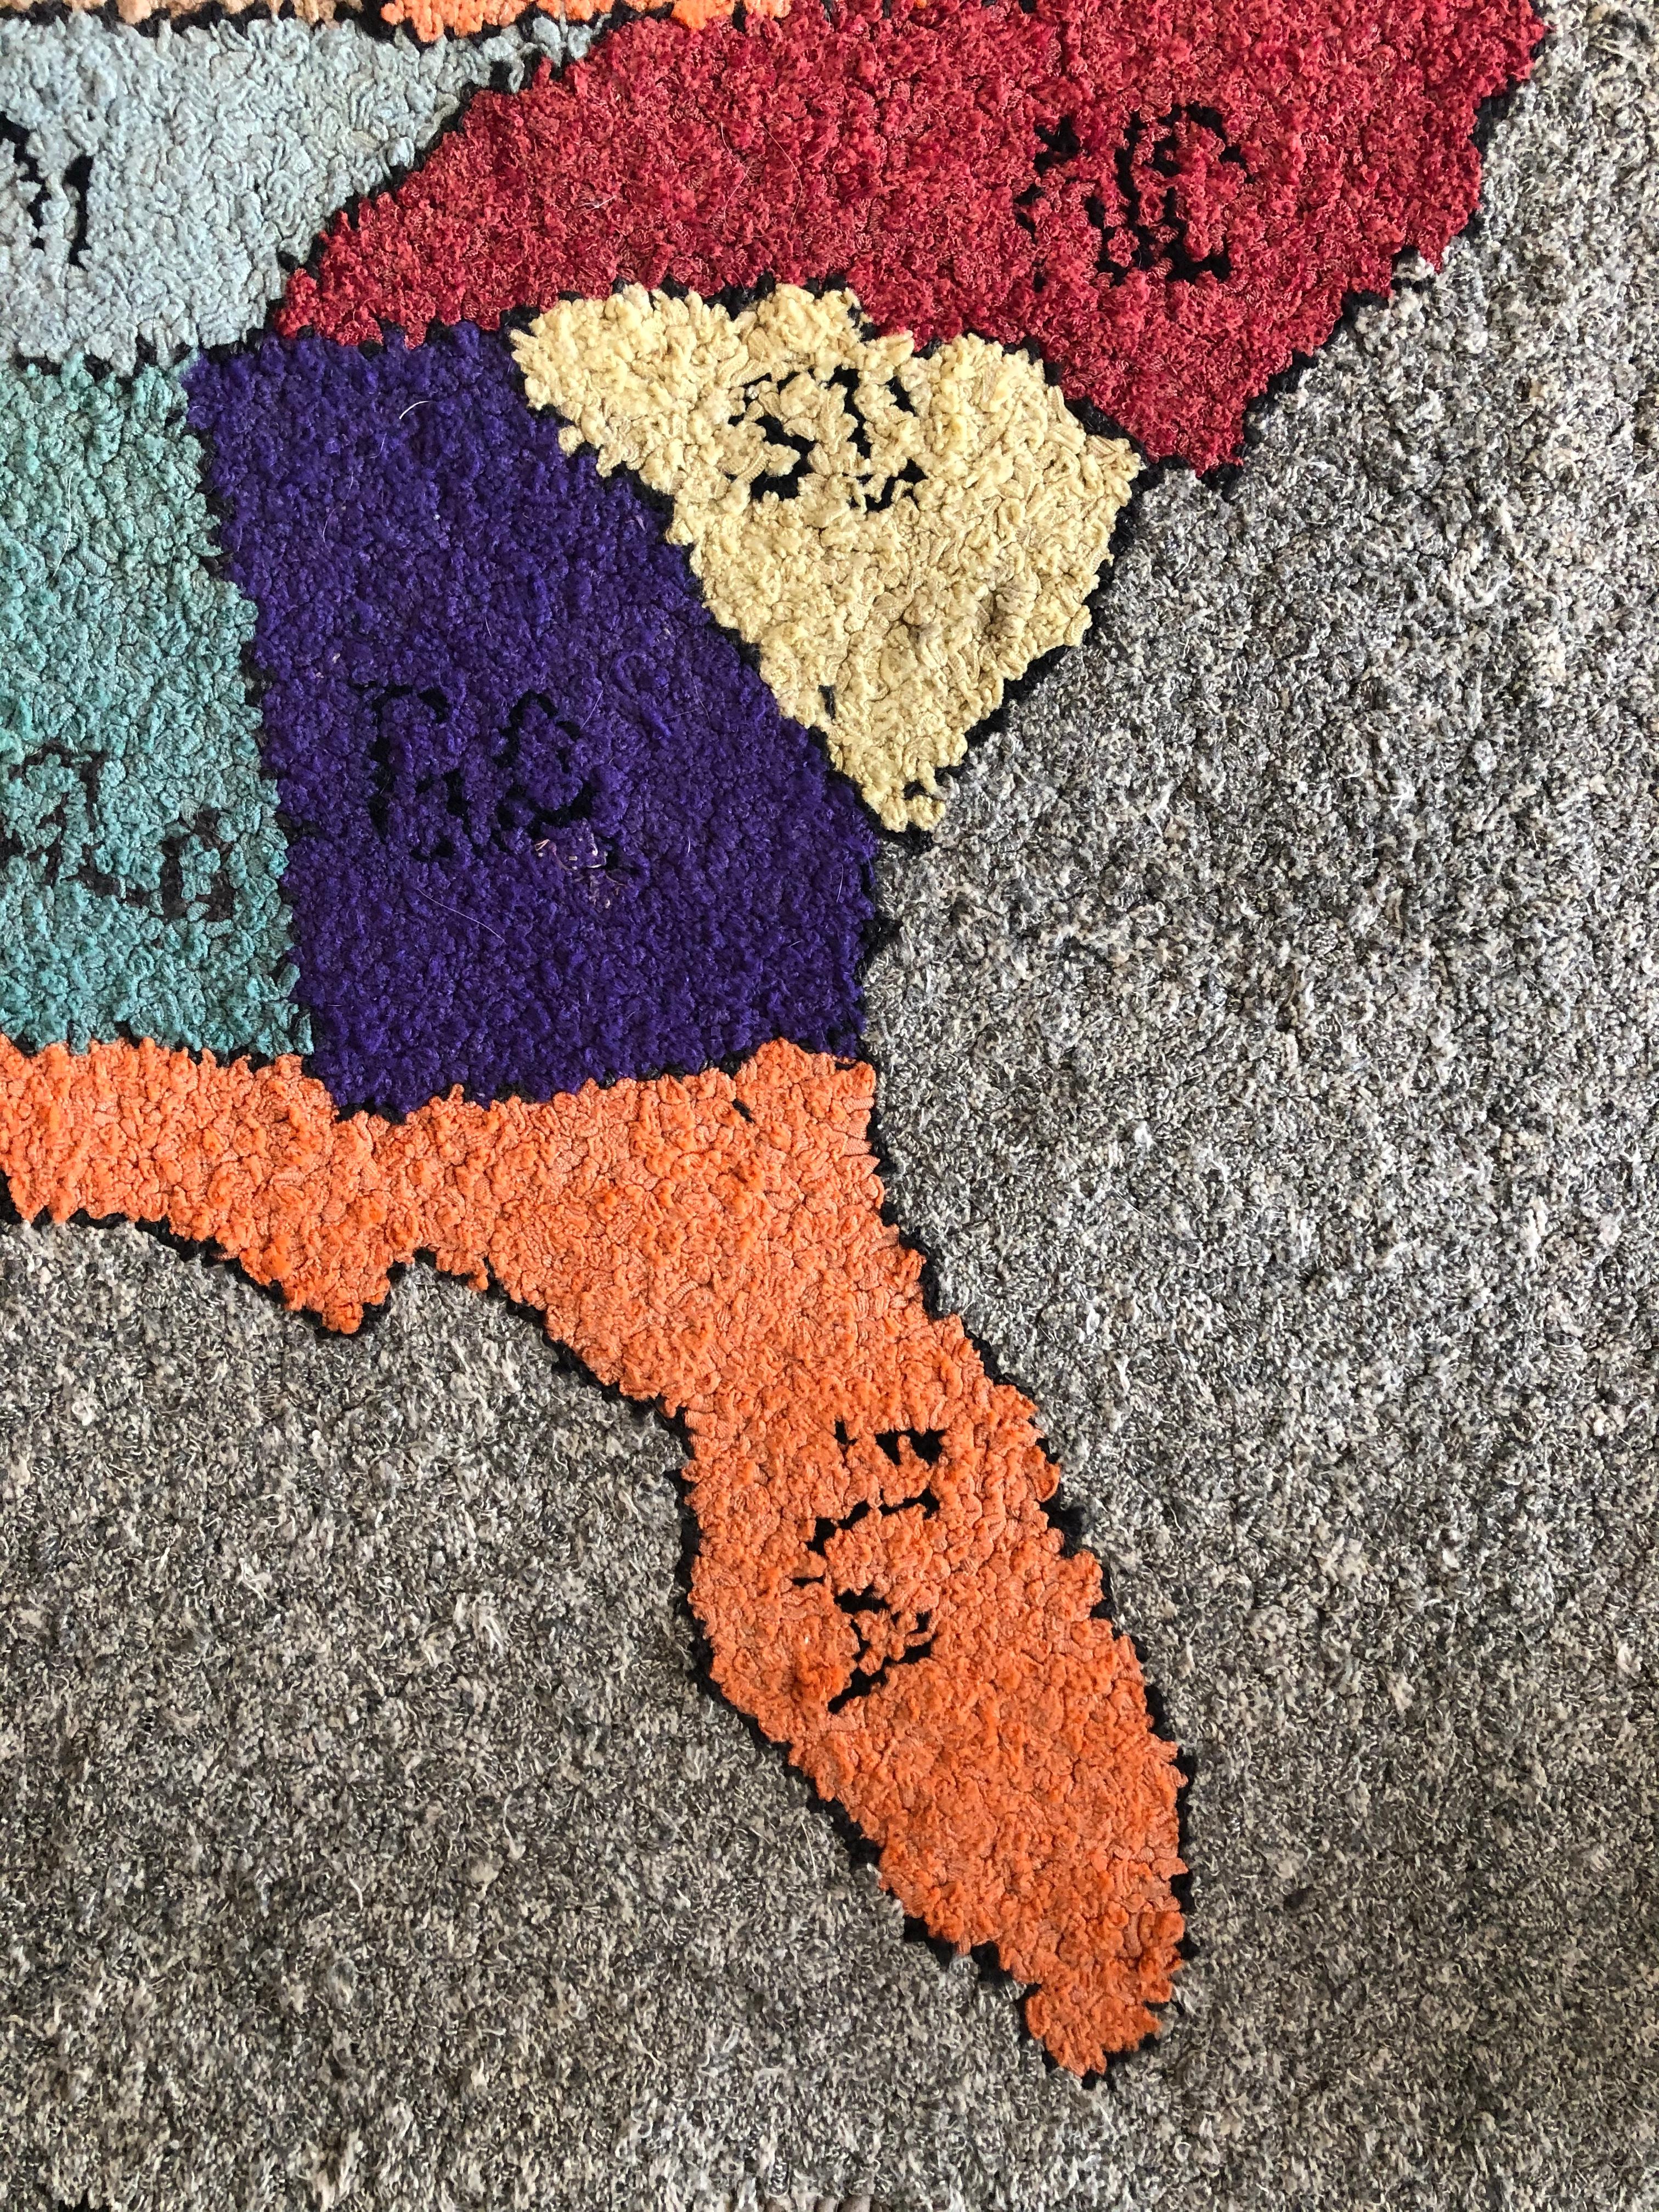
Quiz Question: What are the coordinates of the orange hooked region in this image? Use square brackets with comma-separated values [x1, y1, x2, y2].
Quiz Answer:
[0, 1032, 1184, 2068]
[377, 0, 785, 40]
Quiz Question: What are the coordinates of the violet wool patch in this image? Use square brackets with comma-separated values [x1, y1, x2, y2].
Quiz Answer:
[185, 326, 877, 1118]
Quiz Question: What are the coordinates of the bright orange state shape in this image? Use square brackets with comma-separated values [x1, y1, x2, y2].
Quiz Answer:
[377, 0, 783, 40]
[0, 1033, 1183, 2070]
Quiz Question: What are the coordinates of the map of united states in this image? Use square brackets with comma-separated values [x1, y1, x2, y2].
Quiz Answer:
[0, 0, 1542, 2075]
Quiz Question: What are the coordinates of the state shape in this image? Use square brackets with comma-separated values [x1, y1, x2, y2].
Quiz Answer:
[0, 356, 304, 1060]
[185, 324, 878, 1119]
[515, 285, 1138, 831]
[0, 14, 578, 371]
[282, 0, 1545, 472]
[0, 1027, 1185, 2073]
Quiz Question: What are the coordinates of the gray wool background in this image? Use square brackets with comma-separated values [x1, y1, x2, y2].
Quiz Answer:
[2, 2, 1657, 2207]
[0, 12, 585, 369]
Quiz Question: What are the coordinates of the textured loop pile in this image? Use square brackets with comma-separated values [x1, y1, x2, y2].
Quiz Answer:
[185, 325, 877, 1118]
[0, 0, 759, 25]
[515, 285, 1138, 831]
[0, 0, 354, 20]
[380, 0, 778, 42]
[0, 0, 1549, 2093]
[0, 357, 304, 1061]
[0, 1029, 1186, 2072]
[281, 0, 1544, 470]
[0, 15, 544, 374]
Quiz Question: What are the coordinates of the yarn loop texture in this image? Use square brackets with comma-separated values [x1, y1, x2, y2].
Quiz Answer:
[0, 0, 1545, 2073]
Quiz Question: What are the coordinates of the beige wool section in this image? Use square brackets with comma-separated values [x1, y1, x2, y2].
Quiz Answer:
[513, 286, 1138, 831]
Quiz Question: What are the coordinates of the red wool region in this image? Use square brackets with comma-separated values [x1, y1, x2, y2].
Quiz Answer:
[279, 0, 1543, 470]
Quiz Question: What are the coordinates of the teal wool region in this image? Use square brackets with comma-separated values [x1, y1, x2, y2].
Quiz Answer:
[0, 356, 306, 1059]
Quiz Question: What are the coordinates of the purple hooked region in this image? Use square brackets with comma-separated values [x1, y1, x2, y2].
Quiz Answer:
[186, 326, 877, 1118]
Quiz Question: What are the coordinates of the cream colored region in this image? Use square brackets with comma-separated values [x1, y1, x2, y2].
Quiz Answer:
[513, 286, 1137, 831]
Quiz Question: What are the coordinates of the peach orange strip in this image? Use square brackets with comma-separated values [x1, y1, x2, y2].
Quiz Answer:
[377, 0, 785, 41]
[0, 1033, 1183, 2068]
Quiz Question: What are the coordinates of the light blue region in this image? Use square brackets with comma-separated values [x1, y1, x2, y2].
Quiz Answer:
[0, 354, 307, 1059]
[0, 14, 582, 372]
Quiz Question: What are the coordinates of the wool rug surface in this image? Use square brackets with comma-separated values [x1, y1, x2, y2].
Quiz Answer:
[0, 1, 1655, 2205]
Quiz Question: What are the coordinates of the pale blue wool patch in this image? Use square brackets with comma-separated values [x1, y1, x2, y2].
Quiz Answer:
[0, 354, 307, 1059]
[0, 14, 588, 373]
